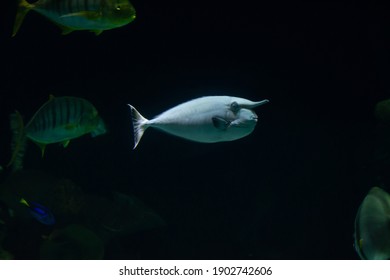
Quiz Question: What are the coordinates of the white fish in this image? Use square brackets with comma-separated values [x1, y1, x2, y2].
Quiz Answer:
[128, 96, 269, 149]
[354, 187, 390, 259]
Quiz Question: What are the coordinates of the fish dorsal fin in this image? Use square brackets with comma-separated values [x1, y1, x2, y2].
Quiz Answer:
[212, 117, 230, 130]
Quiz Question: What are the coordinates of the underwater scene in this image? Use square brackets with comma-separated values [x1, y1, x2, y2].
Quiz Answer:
[1, 1, 390, 260]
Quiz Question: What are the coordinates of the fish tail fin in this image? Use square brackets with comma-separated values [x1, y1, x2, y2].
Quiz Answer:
[12, 0, 34, 37]
[7, 111, 27, 172]
[128, 104, 149, 149]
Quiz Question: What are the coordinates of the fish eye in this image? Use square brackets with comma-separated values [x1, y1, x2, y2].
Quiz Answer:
[230, 101, 240, 113]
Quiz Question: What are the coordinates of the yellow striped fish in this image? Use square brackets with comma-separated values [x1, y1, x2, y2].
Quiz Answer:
[8, 95, 106, 164]
[13, 0, 136, 36]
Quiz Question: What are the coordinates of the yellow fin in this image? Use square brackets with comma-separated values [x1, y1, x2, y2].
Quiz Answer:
[12, 0, 34, 37]
[359, 239, 363, 249]
[61, 26, 75, 35]
[52, 22, 75, 35]
[33, 141, 46, 157]
[62, 140, 70, 148]
[19, 198, 29, 207]
[93, 30, 103, 36]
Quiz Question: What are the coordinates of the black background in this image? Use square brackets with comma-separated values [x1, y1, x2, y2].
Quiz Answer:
[1, 1, 390, 259]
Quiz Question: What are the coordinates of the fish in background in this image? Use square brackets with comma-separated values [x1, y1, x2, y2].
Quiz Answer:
[354, 186, 390, 259]
[40, 224, 104, 259]
[12, 0, 136, 36]
[19, 198, 55, 225]
[128, 96, 269, 149]
[7, 95, 106, 170]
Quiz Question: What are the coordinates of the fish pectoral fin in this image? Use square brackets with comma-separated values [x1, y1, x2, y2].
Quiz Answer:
[60, 11, 101, 20]
[62, 140, 70, 148]
[212, 117, 230, 130]
[64, 123, 77, 130]
[359, 238, 364, 249]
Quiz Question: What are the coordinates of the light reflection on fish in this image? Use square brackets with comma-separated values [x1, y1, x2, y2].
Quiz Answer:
[128, 96, 269, 149]
[20, 198, 55, 225]
[354, 187, 390, 259]
[12, 0, 136, 36]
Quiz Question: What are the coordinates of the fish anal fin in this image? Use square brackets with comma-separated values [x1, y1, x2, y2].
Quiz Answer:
[212, 117, 230, 130]
[61, 26, 75, 35]
[62, 140, 70, 148]
[93, 30, 103, 35]
[52, 22, 74, 35]
[32, 141, 46, 157]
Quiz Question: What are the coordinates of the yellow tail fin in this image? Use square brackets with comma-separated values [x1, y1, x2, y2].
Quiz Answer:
[12, 0, 34, 37]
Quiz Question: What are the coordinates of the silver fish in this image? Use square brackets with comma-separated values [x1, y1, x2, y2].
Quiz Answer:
[354, 187, 390, 259]
[128, 96, 269, 149]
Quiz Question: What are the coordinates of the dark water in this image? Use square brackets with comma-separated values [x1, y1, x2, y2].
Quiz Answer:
[1, 1, 390, 259]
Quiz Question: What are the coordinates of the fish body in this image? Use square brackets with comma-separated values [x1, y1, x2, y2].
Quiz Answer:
[25, 96, 106, 146]
[8, 95, 106, 161]
[354, 187, 390, 259]
[129, 96, 269, 149]
[20, 198, 55, 225]
[13, 0, 136, 36]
